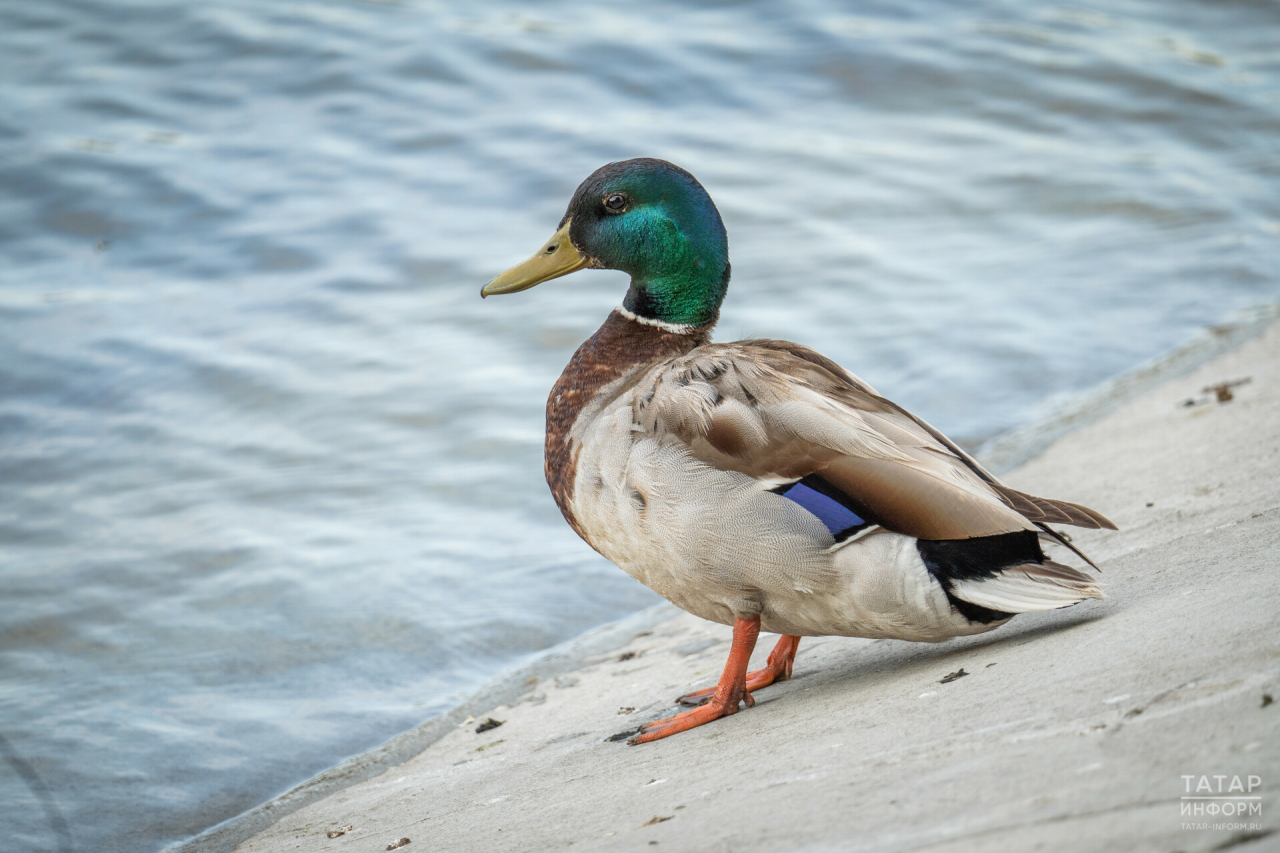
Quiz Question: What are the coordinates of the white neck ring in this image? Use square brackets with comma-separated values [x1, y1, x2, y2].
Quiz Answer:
[615, 305, 697, 335]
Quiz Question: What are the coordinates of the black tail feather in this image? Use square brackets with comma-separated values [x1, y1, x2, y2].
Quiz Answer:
[1036, 522, 1101, 572]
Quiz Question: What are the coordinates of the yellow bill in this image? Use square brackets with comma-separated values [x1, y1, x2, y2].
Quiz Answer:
[481, 220, 587, 297]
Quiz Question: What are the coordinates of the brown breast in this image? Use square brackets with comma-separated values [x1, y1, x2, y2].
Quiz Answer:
[544, 311, 711, 545]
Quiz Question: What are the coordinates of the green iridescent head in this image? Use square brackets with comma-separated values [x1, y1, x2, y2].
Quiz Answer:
[482, 158, 730, 330]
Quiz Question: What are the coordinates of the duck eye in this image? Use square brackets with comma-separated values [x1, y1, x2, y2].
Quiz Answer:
[604, 193, 628, 213]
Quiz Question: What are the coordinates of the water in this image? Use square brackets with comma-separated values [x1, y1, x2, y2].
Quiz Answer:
[1, 1, 1277, 850]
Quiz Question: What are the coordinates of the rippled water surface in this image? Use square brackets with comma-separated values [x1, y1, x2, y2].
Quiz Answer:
[2, 1, 1278, 850]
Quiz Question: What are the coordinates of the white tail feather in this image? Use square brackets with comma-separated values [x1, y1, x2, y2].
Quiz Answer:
[951, 561, 1103, 613]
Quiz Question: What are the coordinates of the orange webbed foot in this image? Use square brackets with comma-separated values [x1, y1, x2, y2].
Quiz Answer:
[628, 617, 767, 745]
[628, 688, 754, 744]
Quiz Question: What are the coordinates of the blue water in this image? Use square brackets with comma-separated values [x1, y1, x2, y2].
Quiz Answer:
[2, 1, 1277, 850]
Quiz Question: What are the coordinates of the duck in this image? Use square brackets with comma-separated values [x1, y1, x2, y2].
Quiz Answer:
[481, 158, 1115, 745]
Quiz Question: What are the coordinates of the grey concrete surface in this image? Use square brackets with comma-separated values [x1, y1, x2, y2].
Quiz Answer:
[234, 322, 1280, 853]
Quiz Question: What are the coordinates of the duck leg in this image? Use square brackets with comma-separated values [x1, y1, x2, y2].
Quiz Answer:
[628, 617, 760, 745]
[676, 633, 800, 707]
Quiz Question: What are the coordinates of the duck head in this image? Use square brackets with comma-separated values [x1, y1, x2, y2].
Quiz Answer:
[482, 158, 730, 329]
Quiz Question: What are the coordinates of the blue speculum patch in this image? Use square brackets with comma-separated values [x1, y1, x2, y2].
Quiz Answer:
[777, 479, 868, 540]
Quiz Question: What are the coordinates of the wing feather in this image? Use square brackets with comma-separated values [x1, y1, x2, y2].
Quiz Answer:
[632, 343, 1114, 542]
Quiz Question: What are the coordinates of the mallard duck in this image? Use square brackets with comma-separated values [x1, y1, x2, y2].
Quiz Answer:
[482, 158, 1115, 744]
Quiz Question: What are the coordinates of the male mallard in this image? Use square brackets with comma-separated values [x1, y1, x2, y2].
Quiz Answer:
[482, 158, 1115, 745]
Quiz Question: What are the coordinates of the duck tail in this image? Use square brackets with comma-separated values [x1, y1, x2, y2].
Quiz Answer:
[948, 559, 1104, 614]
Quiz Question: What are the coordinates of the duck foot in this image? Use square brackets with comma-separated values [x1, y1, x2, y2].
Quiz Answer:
[629, 616, 761, 745]
[676, 633, 800, 707]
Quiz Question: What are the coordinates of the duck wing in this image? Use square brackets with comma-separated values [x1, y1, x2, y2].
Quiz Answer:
[748, 340, 1117, 531]
[631, 341, 1116, 542]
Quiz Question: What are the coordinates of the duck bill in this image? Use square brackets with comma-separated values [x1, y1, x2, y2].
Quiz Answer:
[481, 221, 587, 297]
